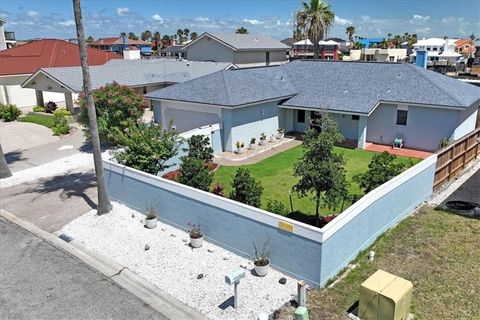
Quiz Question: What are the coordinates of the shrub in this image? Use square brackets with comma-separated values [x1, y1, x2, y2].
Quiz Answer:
[78, 82, 147, 143]
[211, 183, 225, 197]
[52, 117, 70, 135]
[183, 135, 214, 163]
[43, 101, 57, 113]
[438, 137, 450, 149]
[33, 105, 45, 112]
[53, 108, 71, 117]
[177, 156, 213, 191]
[266, 199, 289, 215]
[230, 168, 263, 207]
[0, 104, 22, 122]
[114, 121, 179, 175]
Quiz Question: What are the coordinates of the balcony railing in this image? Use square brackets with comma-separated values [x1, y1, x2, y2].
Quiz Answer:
[4, 31, 15, 41]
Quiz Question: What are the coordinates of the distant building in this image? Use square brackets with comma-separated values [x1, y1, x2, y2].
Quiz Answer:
[346, 48, 407, 62]
[0, 18, 15, 51]
[280, 37, 295, 58]
[292, 39, 340, 60]
[89, 37, 151, 55]
[182, 32, 289, 67]
[454, 39, 476, 58]
[410, 38, 461, 71]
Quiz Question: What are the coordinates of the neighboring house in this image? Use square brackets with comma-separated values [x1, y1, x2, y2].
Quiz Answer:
[0, 18, 6, 51]
[89, 37, 151, 54]
[181, 32, 288, 67]
[346, 48, 407, 62]
[410, 38, 462, 70]
[146, 60, 480, 153]
[160, 44, 184, 58]
[455, 39, 476, 58]
[280, 37, 295, 59]
[0, 39, 121, 108]
[291, 39, 340, 60]
[22, 59, 231, 113]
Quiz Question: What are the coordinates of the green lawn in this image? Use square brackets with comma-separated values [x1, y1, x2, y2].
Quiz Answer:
[213, 146, 419, 219]
[274, 207, 480, 320]
[18, 114, 55, 128]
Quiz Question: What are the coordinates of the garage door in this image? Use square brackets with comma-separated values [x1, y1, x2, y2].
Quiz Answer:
[164, 108, 221, 133]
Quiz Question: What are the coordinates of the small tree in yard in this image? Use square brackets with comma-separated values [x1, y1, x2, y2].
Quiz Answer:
[230, 168, 263, 208]
[78, 82, 146, 144]
[354, 151, 407, 193]
[114, 121, 179, 175]
[293, 114, 348, 226]
[178, 156, 212, 191]
[183, 135, 214, 163]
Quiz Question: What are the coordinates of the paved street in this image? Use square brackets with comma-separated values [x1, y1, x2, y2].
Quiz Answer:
[0, 216, 167, 320]
[0, 166, 98, 232]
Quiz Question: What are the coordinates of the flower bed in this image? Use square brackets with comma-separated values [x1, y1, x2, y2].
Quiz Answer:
[163, 162, 218, 181]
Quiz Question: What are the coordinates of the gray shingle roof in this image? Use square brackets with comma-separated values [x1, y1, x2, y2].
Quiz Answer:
[26, 59, 230, 92]
[147, 60, 480, 113]
[187, 32, 289, 51]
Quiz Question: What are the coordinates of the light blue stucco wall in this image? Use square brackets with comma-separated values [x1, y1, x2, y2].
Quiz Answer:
[367, 103, 460, 151]
[453, 104, 478, 140]
[330, 113, 360, 140]
[223, 101, 280, 152]
[104, 166, 323, 286]
[152, 100, 161, 123]
[318, 159, 436, 286]
[293, 110, 310, 132]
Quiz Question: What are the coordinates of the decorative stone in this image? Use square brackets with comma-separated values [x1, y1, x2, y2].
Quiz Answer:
[132, 213, 135, 218]
[208, 247, 215, 253]
[170, 233, 176, 237]
[223, 255, 230, 261]
[144, 244, 150, 251]
[279, 277, 287, 285]
[240, 263, 248, 268]
[161, 227, 166, 231]
[182, 238, 188, 243]
[197, 273, 204, 280]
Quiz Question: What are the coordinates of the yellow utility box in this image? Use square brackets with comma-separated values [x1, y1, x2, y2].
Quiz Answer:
[359, 269, 413, 320]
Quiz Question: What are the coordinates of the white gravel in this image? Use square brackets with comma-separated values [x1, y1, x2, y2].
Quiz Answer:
[61, 202, 298, 320]
[0, 151, 113, 189]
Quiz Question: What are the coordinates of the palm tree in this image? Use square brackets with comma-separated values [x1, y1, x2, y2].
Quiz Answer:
[296, 0, 335, 59]
[161, 35, 172, 48]
[141, 30, 152, 41]
[128, 32, 138, 40]
[345, 25, 355, 42]
[119, 32, 127, 38]
[72, 0, 111, 215]
[235, 27, 248, 34]
[190, 32, 198, 41]
[0, 143, 12, 179]
[151, 31, 161, 50]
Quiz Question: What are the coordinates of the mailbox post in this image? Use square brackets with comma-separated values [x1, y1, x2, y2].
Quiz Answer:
[225, 268, 246, 309]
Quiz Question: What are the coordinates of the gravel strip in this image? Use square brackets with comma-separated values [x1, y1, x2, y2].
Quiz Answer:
[0, 151, 113, 189]
[61, 202, 298, 320]
[215, 138, 293, 161]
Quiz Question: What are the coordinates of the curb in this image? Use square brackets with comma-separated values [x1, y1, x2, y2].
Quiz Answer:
[0, 209, 207, 320]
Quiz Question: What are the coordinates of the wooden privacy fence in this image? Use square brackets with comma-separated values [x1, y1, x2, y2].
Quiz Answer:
[434, 128, 480, 190]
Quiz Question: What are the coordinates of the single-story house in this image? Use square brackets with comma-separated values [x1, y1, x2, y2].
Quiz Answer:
[146, 60, 480, 152]
[0, 39, 120, 108]
[21, 59, 231, 112]
[88, 37, 151, 54]
[181, 32, 289, 67]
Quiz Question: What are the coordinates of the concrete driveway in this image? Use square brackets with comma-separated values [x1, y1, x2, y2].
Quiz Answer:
[0, 166, 98, 232]
[0, 121, 59, 153]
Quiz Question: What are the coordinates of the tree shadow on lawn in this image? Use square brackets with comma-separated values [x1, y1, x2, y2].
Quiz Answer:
[5, 149, 27, 165]
[285, 211, 317, 227]
[24, 171, 98, 210]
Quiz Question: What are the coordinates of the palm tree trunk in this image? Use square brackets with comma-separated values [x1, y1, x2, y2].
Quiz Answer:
[313, 42, 320, 60]
[0, 143, 12, 179]
[73, 0, 111, 215]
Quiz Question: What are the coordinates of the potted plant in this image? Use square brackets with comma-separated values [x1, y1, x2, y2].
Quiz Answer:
[188, 223, 204, 248]
[269, 134, 275, 143]
[276, 128, 285, 140]
[144, 205, 157, 229]
[249, 137, 256, 150]
[253, 239, 271, 277]
[260, 133, 267, 146]
[236, 141, 245, 154]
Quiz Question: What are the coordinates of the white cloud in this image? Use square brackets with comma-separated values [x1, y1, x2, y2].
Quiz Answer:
[413, 14, 430, 21]
[335, 16, 352, 26]
[27, 10, 38, 17]
[152, 14, 163, 23]
[58, 20, 75, 26]
[195, 17, 210, 22]
[116, 7, 130, 16]
[442, 16, 465, 24]
[361, 15, 370, 22]
[243, 19, 264, 25]
[414, 27, 432, 34]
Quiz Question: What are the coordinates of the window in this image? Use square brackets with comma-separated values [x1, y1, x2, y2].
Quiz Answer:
[297, 109, 305, 123]
[389, 56, 395, 62]
[432, 47, 438, 51]
[396, 110, 408, 126]
[351, 115, 360, 120]
[266, 52, 270, 65]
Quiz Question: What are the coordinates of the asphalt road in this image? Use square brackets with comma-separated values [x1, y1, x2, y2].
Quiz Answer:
[0, 167, 98, 232]
[0, 216, 167, 320]
[441, 168, 480, 206]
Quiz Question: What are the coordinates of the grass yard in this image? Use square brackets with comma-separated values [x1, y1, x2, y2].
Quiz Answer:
[274, 207, 480, 320]
[213, 145, 419, 220]
[18, 114, 55, 128]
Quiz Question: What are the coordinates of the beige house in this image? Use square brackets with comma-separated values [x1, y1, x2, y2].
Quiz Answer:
[346, 48, 407, 62]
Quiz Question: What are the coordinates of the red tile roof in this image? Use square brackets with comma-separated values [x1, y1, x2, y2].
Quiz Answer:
[89, 37, 151, 46]
[0, 39, 122, 76]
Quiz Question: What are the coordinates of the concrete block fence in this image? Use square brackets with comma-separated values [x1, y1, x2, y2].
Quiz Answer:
[103, 153, 437, 287]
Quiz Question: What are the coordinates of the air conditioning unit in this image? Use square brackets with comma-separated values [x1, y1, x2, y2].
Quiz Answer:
[359, 269, 413, 320]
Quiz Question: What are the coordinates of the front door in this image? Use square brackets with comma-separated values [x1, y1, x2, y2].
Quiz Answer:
[310, 111, 322, 131]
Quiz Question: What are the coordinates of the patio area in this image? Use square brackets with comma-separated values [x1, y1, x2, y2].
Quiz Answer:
[364, 142, 433, 159]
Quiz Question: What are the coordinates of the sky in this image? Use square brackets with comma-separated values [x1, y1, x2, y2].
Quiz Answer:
[1, 0, 479, 41]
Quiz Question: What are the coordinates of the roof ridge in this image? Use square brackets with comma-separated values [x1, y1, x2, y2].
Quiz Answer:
[49, 39, 60, 67]
[221, 71, 234, 105]
[405, 63, 465, 106]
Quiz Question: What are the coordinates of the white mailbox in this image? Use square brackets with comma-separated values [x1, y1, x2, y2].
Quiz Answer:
[225, 268, 246, 286]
